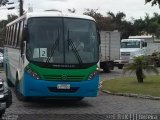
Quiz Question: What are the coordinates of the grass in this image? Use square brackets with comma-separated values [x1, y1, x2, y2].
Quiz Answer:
[102, 75, 160, 97]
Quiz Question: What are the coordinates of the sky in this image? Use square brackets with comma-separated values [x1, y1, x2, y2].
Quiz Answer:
[0, 0, 160, 20]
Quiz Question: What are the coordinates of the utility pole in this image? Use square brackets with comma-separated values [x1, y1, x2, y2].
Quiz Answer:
[19, 0, 23, 16]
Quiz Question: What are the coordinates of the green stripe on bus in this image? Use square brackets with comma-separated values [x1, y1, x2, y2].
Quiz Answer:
[26, 63, 97, 81]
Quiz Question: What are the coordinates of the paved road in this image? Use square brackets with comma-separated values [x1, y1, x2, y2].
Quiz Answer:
[1, 69, 160, 120]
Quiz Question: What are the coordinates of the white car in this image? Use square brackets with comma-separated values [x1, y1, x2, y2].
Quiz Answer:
[0, 78, 12, 117]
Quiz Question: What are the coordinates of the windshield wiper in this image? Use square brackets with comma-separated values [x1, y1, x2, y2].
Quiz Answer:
[46, 29, 60, 63]
[67, 29, 83, 64]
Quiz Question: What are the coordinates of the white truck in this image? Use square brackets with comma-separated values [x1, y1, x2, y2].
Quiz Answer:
[100, 31, 121, 72]
[119, 39, 147, 65]
[115, 38, 160, 69]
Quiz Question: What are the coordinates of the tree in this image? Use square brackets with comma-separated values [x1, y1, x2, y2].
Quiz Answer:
[107, 11, 134, 39]
[83, 9, 113, 31]
[0, 0, 8, 6]
[123, 56, 158, 83]
[107, 11, 126, 30]
[145, 0, 160, 7]
[68, 8, 76, 13]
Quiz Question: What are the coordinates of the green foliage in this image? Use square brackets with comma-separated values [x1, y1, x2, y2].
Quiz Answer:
[102, 75, 160, 97]
[83, 9, 114, 31]
[68, 8, 76, 13]
[0, 0, 8, 6]
[145, 0, 160, 7]
[84, 9, 160, 38]
[84, 9, 133, 39]
[133, 13, 160, 38]
[123, 56, 158, 83]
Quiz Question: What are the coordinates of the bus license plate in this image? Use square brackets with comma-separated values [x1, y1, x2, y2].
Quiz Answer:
[57, 84, 70, 89]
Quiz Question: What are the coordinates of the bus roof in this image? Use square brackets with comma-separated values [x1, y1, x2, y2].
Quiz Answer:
[121, 39, 145, 42]
[7, 11, 95, 26]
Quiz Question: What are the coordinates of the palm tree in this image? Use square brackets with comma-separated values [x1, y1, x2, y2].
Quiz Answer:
[123, 56, 159, 83]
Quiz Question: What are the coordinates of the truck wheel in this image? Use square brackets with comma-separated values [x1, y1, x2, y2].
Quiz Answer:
[103, 68, 110, 73]
[118, 65, 123, 69]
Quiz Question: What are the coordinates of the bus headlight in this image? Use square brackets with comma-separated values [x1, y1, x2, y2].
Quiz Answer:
[26, 67, 40, 80]
[88, 70, 99, 80]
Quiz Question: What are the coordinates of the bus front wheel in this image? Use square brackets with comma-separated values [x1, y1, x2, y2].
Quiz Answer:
[15, 76, 29, 101]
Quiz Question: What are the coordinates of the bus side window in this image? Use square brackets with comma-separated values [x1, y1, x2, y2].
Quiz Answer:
[16, 21, 21, 47]
[15, 23, 19, 47]
[11, 24, 16, 46]
[5, 27, 9, 45]
[13, 24, 18, 47]
[9, 26, 13, 45]
[18, 20, 24, 47]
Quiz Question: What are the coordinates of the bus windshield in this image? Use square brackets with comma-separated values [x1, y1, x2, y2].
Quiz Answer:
[27, 17, 99, 67]
[121, 41, 140, 48]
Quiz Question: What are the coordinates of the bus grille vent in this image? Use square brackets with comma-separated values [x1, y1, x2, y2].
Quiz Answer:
[43, 75, 85, 81]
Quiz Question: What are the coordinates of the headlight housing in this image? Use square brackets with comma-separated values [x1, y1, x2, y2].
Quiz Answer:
[26, 67, 40, 80]
[88, 68, 99, 80]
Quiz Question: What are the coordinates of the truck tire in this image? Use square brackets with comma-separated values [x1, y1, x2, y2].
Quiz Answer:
[118, 65, 123, 69]
[103, 67, 110, 73]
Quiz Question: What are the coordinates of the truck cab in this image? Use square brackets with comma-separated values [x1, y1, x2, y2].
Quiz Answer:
[121, 39, 147, 61]
[115, 39, 147, 69]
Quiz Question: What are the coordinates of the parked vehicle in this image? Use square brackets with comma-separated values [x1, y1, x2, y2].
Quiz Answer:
[0, 78, 12, 117]
[100, 31, 121, 72]
[0, 47, 4, 67]
[4, 11, 100, 101]
[115, 39, 147, 69]
[0, 52, 3, 67]
[116, 38, 160, 69]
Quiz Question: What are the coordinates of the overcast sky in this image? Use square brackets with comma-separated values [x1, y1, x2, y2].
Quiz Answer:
[0, 0, 160, 20]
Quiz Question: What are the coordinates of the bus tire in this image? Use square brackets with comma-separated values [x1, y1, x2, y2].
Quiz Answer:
[15, 75, 29, 101]
[75, 97, 84, 101]
[118, 65, 123, 69]
[69, 97, 84, 101]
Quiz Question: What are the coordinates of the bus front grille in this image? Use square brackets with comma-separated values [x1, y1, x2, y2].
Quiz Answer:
[43, 75, 85, 81]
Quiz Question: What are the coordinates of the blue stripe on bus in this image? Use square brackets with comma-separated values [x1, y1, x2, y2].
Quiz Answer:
[19, 71, 99, 97]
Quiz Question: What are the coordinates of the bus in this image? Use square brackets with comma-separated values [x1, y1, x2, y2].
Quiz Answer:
[4, 11, 100, 100]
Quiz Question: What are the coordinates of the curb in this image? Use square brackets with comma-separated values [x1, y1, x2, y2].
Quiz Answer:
[101, 90, 160, 100]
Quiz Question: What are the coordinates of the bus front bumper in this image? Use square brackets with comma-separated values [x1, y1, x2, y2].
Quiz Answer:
[20, 72, 99, 98]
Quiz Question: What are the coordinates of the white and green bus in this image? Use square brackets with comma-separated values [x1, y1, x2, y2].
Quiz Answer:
[4, 11, 100, 100]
